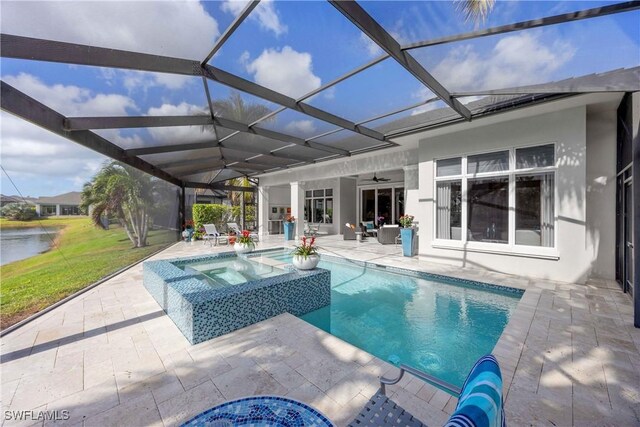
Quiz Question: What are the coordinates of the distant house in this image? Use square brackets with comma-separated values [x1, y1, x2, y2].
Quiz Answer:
[0, 194, 37, 208]
[35, 191, 84, 216]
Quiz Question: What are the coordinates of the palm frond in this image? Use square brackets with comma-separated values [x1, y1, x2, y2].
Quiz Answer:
[456, 0, 495, 24]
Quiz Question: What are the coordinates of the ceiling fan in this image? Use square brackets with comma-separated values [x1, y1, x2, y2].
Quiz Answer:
[363, 172, 391, 183]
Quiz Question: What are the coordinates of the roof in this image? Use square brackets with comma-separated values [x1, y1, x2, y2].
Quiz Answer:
[0, 194, 37, 205]
[1, 1, 638, 189]
[36, 191, 82, 206]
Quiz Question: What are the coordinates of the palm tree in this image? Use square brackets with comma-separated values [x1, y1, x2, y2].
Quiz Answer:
[197, 91, 274, 194]
[211, 91, 273, 124]
[81, 161, 157, 247]
[457, 0, 495, 23]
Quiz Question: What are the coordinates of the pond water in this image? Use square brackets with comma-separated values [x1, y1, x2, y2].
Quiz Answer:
[0, 226, 61, 266]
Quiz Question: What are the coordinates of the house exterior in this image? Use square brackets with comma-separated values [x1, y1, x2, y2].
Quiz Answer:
[256, 92, 638, 289]
[0, 194, 37, 207]
[34, 191, 84, 216]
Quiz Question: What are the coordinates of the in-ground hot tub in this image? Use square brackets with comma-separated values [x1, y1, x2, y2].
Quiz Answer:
[143, 249, 330, 344]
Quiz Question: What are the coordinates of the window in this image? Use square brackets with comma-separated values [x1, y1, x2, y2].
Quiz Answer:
[436, 181, 461, 239]
[467, 151, 508, 174]
[359, 186, 404, 225]
[467, 177, 509, 243]
[61, 205, 81, 215]
[435, 144, 556, 249]
[41, 205, 56, 216]
[515, 173, 554, 247]
[436, 157, 461, 177]
[304, 188, 333, 223]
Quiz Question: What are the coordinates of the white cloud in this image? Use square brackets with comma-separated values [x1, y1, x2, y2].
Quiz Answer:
[284, 120, 316, 135]
[116, 70, 193, 94]
[322, 86, 336, 100]
[0, 74, 140, 195]
[0, 112, 108, 196]
[360, 33, 383, 58]
[146, 103, 213, 146]
[410, 102, 440, 116]
[244, 46, 321, 98]
[221, 0, 287, 36]
[1, 1, 220, 60]
[3, 73, 137, 116]
[432, 33, 575, 91]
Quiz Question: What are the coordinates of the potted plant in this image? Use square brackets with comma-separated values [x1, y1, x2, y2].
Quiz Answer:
[399, 214, 415, 257]
[234, 230, 255, 255]
[291, 236, 319, 270]
[283, 215, 296, 241]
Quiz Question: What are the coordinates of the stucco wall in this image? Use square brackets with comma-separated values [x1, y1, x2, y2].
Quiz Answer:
[339, 178, 357, 233]
[586, 108, 617, 279]
[258, 148, 418, 186]
[416, 106, 609, 284]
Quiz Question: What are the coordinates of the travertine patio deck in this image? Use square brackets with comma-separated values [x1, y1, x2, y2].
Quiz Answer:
[1, 235, 638, 426]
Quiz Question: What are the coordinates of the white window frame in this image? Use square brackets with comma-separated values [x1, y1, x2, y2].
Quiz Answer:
[432, 143, 559, 259]
[305, 188, 333, 224]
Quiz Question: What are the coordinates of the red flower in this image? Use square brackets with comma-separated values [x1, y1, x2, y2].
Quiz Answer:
[302, 236, 306, 246]
[242, 230, 250, 238]
[310, 237, 316, 246]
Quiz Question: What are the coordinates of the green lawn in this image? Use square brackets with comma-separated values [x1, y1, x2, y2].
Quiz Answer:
[1, 217, 177, 328]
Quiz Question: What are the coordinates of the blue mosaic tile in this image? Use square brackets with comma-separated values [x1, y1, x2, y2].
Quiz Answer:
[143, 248, 331, 344]
[181, 396, 334, 427]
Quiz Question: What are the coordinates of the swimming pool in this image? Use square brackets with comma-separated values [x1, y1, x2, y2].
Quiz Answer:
[250, 250, 522, 387]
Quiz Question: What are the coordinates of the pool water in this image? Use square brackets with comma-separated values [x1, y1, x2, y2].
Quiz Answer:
[174, 257, 285, 289]
[252, 251, 521, 387]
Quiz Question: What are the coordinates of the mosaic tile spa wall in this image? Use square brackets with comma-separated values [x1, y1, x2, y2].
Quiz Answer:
[143, 250, 331, 344]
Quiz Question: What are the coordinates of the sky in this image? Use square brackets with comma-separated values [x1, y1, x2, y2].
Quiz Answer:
[0, 0, 638, 197]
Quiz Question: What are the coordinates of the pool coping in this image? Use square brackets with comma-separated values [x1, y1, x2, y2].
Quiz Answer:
[251, 247, 525, 297]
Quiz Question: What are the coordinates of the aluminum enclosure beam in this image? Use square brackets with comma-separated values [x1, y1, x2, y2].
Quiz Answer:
[202, 0, 260, 65]
[0, 81, 183, 187]
[183, 182, 257, 192]
[126, 140, 315, 163]
[0, 34, 203, 76]
[1, 34, 386, 148]
[202, 65, 386, 141]
[329, 0, 471, 121]
[126, 141, 220, 157]
[218, 53, 390, 145]
[65, 114, 350, 157]
[65, 115, 213, 130]
[402, 1, 640, 50]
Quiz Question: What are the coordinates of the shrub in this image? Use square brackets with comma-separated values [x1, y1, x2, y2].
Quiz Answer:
[1, 203, 37, 221]
[192, 204, 231, 230]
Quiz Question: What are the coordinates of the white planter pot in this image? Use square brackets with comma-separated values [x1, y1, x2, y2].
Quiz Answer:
[234, 242, 254, 255]
[292, 254, 320, 270]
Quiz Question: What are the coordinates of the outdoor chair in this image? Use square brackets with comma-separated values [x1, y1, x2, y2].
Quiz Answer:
[203, 224, 228, 246]
[350, 354, 505, 427]
[377, 225, 400, 245]
[344, 223, 367, 240]
[305, 222, 329, 237]
[227, 222, 259, 242]
[344, 223, 356, 240]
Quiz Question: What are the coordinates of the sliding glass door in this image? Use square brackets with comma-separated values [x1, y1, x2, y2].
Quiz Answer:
[359, 186, 404, 225]
[361, 189, 376, 222]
